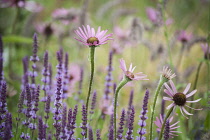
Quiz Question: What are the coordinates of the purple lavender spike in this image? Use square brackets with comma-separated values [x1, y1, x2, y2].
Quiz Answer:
[56, 51, 63, 78]
[96, 129, 101, 140]
[125, 106, 135, 140]
[117, 109, 125, 140]
[22, 56, 29, 89]
[61, 105, 67, 139]
[33, 85, 40, 118]
[164, 120, 170, 140]
[0, 81, 8, 116]
[137, 89, 149, 140]
[68, 105, 78, 140]
[49, 64, 53, 89]
[108, 114, 114, 140]
[78, 66, 84, 95]
[63, 53, 69, 98]
[161, 99, 165, 118]
[53, 77, 63, 140]
[45, 95, 51, 121]
[88, 126, 94, 140]
[80, 105, 87, 138]
[25, 84, 32, 119]
[126, 89, 134, 127]
[104, 50, 113, 100]
[42, 51, 50, 99]
[90, 90, 97, 114]
[38, 116, 44, 139]
[0, 35, 4, 85]
[4, 113, 13, 139]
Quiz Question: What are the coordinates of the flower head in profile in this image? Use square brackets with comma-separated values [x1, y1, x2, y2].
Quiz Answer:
[146, 7, 161, 25]
[74, 25, 113, 47]
[201, 43, 210, 60]
[161, 66, 176, 82]
[163, 80, 202, 119]
[154, 114, 181, 138]
[177, 30, 192, 43]
[119, 58, 148, 81]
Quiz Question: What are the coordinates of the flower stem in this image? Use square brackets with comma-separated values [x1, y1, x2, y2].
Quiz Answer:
[149, 77, 165, 140]
[158, 107, 174, 140]
[114, 77, 130, 140]
[85, 46, 95, 137]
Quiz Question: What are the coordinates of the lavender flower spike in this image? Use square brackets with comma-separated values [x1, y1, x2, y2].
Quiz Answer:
[96, 129, 101, 140]
[80, 105, 87, 138]
[125, 106, 135, 140]
[90, 90, 97, 114]
[137, 89, 149, 140]
[117, 109, 125, 140]
[88, 126, 94, 140]
[68, 105, 78, 140]
[164, 120, 170, 140]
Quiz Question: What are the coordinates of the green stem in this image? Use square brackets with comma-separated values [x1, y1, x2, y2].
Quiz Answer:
[149, 77, 165, 140]
[158, 107, 174, 140]
[85, 46, 95, 138]
[114, 77, 130, 140]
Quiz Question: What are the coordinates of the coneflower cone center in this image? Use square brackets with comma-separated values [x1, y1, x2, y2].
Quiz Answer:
[126, 71, 134, 79]
[173, 93, 186, 106]
[87, 37, 99, 44]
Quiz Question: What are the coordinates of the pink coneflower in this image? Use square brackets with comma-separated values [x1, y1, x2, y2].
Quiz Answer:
[154, 114, 181, 138]
[163, 80, 202, 118]
[119, 58, 148, 81]
[74, 25, 113, 47]
[177, 30, 193, 43]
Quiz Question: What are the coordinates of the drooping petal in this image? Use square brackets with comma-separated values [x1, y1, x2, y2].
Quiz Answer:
[183, 83, 191, 94]
[186, 90, 197, 98]
[186, 98, 201, 103]
[181, 106, 193, 115]
[166, 103, 175, 110]
[163, 96, 173, 101]
[185, 105, 202, 110]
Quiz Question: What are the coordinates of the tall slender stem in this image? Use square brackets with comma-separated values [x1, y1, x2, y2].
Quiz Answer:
[158, 107, 174, 140]
[149, 78, 165, 140]
[114, 77, 129, 140]
[85, 47, 95, 138]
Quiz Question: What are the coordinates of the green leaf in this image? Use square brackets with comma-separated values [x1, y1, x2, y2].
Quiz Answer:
[2, 35, 32, 44]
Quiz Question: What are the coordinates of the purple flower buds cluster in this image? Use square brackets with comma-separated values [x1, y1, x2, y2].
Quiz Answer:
[67, 105, 78, 139]
[61, 105, 67, 139]
[42, 51, 51, 100]
[104, 51, 113, 100]
[117, 109, 125, 140]
[0, 35, 4, 85]
[80, 105, 87, 138]
[62, 53, 69, 99]
[108, 114, 114, 140]
[164, 120, 170, 140]
[78, 66, 84, 95]
[90, 91, 97, 114]
[38, 116, 46, 139]
[125, 106, 135, 140]
[96, 129, 101, 140]
[137, 89, 149, 140]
